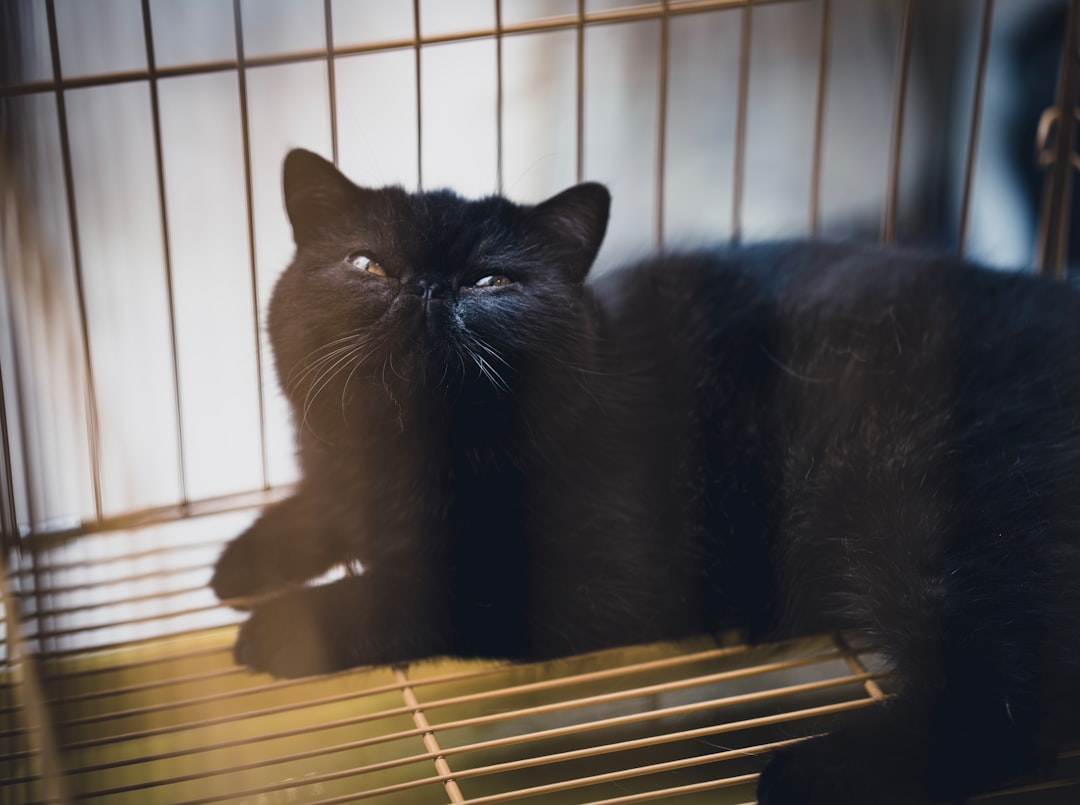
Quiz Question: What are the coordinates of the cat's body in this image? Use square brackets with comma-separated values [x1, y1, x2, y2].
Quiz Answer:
[212, 149, 1080, 804]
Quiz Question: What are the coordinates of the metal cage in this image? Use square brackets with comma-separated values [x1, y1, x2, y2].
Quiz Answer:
[2, 0, 1080, 802]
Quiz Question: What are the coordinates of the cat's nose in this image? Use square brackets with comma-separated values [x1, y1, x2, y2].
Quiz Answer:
[404, 279, 448, 301]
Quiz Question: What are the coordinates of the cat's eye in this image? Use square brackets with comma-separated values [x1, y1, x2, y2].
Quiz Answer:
[474, 275, 512, 288]
[346, 251, 386, 277]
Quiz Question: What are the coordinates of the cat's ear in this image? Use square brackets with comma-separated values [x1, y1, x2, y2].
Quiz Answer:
[526, 182, 611, 281]
[282, 148, 357, 246]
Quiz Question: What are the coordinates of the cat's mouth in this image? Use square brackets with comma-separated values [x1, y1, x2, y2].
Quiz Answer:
[406, 307, 515, 394]
[285, 295, 514, 399]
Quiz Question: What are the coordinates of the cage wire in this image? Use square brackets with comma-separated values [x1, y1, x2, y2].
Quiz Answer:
[2, 0, 1080, 803]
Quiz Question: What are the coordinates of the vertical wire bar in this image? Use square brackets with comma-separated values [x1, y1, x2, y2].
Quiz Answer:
[576, 0, 585, 183]
[0, 204, 35, 544]
[494, 0, 504, 194]
[34, 5, 80, 665]
[808, 0, 831, 236]
[43, 0, 104, 524]
[731, 1, 753, 244]
[655, 0, 670, 246]
[2, 233, 37, 547]
[0, 356, 18, 549]
[1035, 0, 1080, 277]
[832, 634, 886, 701]
[413, 0, 423, 189]
[957, 0, 994, 256]
[3, 309, 49, 650]
[0, 550, 71, 804]
[140, 0, 189, 507]
[232, 0, 271, 491]
[394, 667, 466, 803]
[883, 0, 916, 246]
[324, 0, 339, 166]
[1, 309, 35, 542]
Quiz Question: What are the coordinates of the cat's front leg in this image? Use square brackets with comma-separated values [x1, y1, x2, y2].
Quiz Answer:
[233, 572, 453, 677]
[211, 493, 345, 604]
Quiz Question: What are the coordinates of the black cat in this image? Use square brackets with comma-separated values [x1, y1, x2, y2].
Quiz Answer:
[212, 148, 1080, 804]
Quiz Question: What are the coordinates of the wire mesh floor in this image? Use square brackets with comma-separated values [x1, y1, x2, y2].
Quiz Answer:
[2, 511, 1080, 804]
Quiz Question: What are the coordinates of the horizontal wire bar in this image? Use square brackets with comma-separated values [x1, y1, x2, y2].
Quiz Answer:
[4, 634, 744, 700]
[469, 768, 760, 805]
[47, 642, 839, 741]
[41, 652, 506, 726]
[37, 663, 246, 709]
[40, 642, 231, 682]
[581, 774, 759, 805]
[14, 562, 214, 602]
[33, 623, 234, 661]
[314, 738, 800, 805]
[270, 677, 868, 804]
[31, 643, 859, 762]
[345, 674, 851, 782]
[19, 582, 209, 623]
[973, 777, 1080, 800]
[42, 662, 506, 751]
[89, 688, 873, 803]
[304, 715, 805, 801]
[41, 667, 876, 790]
[14, 537, 224, 579]
[44, 641, 761, 734]
[35, 644, 771, 757]
[22, 602, 231, 643]
[348, 681, 870, 802]
[2, 660, 517, 761]
[19, 486, 291, 548]
[0, 0, 812, 100]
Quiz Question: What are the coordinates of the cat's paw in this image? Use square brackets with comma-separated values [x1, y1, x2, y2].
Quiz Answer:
[211, 495, 339, 605]
[234, 594, 347, 678]
[231, 574, 451, 677]
[210, 535, 291, 606]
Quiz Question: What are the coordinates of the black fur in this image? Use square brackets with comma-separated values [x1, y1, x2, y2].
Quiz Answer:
[212, 149, 1080, 803]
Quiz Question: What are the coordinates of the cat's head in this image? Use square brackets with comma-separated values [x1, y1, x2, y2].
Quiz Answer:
[269, 149, 610, 432]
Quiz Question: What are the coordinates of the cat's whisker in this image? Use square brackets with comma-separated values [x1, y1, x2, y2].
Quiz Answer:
[378, 354, 392, 397]
[457, 324, 516, 386]
[288, 334, 378, 393]
[340, 340, 388, 411]
[388, 351, 410, 384]
[476, 355, 512, 390]
[301, 344, 374, 431]
[291, 328, 371, 367]
[303, 348, 362, 402]
[462, 341, 510, 393]
[468, 334, 512, 368]
[437, 356, 450, 390]
[290, 348, 359, 394]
